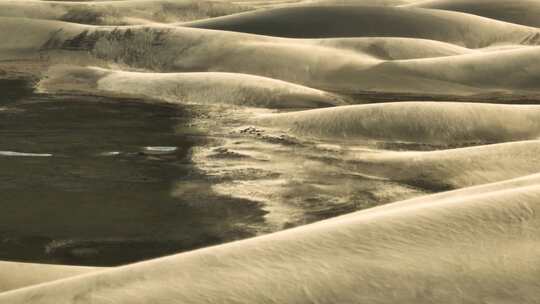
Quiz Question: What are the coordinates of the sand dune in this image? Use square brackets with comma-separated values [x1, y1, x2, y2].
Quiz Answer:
[0, 261, 97, 293]
[184, 6, 540, 48]
[4, 17, 540, 95]
[314, 37, 473, 60]
[408, 0, 540, 28]
[0, 0, 251, 25]
[316, 44, 540, 95]
[348, 140, 540, 190]
[1, 18, 383, 86]
[370, 46, 540, 94]
[255, 102, 540, 145]
[2, 174, 540, 303]
[38, 66, 345, 108]
[315, 0, 411, 5]
[3, 1, 540, 303]
[0, 18, 88, 58]
[238, 0, 411, 7]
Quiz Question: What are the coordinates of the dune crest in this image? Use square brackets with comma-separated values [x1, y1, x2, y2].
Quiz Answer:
[315, 37, 473, 60]
[3, 18, 540, 96]
[347, 140, 540, 190]
[2, 174, 540, 303]
[255, 102, 540, 145]
[38, 66, 345, 108]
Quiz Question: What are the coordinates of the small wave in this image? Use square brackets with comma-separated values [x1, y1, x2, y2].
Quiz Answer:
[0, 151, 52, 157]
[98, 151, 122, 156]
[142, 146, 178, 155]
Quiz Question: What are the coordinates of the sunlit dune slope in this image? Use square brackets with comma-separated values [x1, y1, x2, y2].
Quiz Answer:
[3, 18, 540, 95]
[314, 37, 473, 59]
[38, 66, 345, 108]
[1, 18, 382, 87]
[256, 102, 540, 144]
[408, 0, 540, 28]
[348, 140, 540, 190]
[1, 174, 540, 303]
[381, 46, 540, 94]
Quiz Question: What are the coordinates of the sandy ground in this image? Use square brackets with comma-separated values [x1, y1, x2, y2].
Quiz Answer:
[1, 0, 540, 302]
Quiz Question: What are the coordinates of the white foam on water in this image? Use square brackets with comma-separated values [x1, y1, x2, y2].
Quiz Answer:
[142, 146, 178, 155]
[0, 151, 52, 157]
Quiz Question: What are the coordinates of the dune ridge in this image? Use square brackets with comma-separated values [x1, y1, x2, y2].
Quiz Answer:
[346, 140, 540, 190]
[255, 102, 540, 145]
[3, 18, 540, 96]
[1, 174, 540, 303]
[314, 37, 473, 60]
[38, 66, 345, 108]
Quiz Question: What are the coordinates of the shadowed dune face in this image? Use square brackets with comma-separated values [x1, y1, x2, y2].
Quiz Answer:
[2, 175, 540, 303]
[184, 6, 540, 48]
[408, 0, 540, 28]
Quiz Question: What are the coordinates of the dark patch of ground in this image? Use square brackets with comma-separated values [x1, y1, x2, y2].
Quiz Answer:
[0, 81, 267, 266]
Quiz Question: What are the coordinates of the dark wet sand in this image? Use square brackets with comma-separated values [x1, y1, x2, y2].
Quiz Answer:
[0, 79, 266, 266]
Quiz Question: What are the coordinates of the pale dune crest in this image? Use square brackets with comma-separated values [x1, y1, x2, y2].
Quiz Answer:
[255, 102, 540, 144]
[338, 171, 540, 220]
[1, 174, 540, 303]
[38, 66, 345, 108]
[347, 140, 540, 190]
[387, 46, 540, 93]
[314, 37, 473, 60]
[322, 45, 540, 94]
